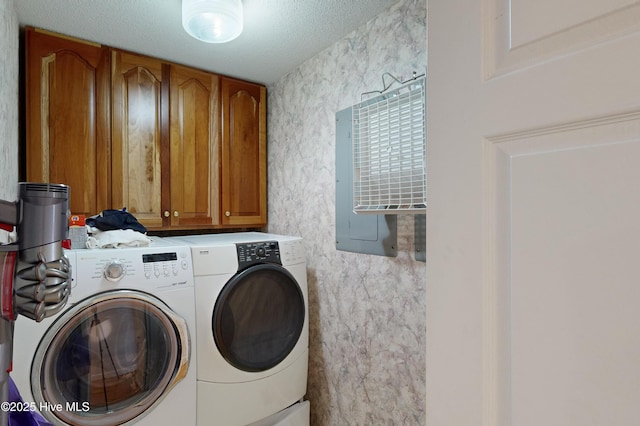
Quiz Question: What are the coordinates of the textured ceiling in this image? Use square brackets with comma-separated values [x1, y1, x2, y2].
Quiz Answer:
[15, 0, 399, 85]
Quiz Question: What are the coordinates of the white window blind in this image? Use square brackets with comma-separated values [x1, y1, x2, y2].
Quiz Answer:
[352, 76, 426, 214]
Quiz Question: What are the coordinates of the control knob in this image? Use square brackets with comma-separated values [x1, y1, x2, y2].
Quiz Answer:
[104, 260, 126, 282]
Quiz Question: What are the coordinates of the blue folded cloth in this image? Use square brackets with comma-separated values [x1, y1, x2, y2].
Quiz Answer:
[86, 208, 147, 234]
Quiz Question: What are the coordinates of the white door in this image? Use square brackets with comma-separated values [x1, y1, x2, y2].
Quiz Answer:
[426, 0, 640, 424]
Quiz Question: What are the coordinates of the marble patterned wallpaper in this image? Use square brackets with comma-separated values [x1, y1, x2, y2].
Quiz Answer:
[0, 0, 19, 202]
[267, 0, 427, 424]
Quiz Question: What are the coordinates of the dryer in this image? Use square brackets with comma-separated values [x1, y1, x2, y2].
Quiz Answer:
[11, 237, 196, 426]
[171, 232, 308, 426]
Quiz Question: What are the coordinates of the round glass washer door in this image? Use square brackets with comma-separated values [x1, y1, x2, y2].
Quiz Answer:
[31, 290, 190, 426]
[213, 263, 305, 372]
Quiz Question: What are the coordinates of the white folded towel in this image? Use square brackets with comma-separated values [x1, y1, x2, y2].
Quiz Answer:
[86, 229, 151, 249]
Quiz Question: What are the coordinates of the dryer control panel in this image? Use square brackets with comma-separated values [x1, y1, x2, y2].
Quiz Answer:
[236, 241, 281, 269]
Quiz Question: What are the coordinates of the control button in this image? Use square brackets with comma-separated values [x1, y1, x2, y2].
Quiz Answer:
[145, 271, 151, 279]
[181, 260, 189, 270]
[172, 268, 178, 276]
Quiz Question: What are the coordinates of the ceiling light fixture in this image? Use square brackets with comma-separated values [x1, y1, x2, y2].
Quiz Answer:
[182, 0, 243, 43]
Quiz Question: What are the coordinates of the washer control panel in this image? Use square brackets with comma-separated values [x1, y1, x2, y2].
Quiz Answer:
[237, 241, 281, 269]
[74, 247, 194, 299]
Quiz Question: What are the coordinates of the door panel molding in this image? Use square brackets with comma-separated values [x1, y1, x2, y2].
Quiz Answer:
[483, 0, 640, 78]
[482, 109, 640, 425]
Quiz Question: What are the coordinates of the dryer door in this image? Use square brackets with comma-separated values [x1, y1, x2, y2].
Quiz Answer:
[31, 290, 189, 426]
[213, 264, 305, 372]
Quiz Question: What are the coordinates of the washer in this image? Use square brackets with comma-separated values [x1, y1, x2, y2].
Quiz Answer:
[11, 237, 196, 426]
[170, 232, 309, 426]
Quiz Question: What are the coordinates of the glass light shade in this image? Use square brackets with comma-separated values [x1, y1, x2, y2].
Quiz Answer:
[182, 0, 243, 43]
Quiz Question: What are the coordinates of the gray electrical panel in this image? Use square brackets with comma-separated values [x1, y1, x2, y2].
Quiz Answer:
[335, 107, 397, 257]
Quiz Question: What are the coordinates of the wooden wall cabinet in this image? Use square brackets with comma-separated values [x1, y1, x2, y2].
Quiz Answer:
[111, 50, 165, 229]
[220, 77, 267, 227]
[25, 29, 111, 217]
[25, 28, 266, 231]
[111, 54, 223, 230]
[169, 64, 220, 228]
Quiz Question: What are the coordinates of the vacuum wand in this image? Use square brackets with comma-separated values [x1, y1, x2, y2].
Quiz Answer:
[0, 183, 71, 426]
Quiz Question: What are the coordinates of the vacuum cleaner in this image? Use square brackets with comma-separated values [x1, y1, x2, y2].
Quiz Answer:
[0, 183, 71, 426]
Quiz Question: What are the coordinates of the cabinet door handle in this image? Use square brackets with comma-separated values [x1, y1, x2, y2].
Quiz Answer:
[174, 210, 179, 217]
[225, 211, 231, 217]
[163, 211, 170, 218]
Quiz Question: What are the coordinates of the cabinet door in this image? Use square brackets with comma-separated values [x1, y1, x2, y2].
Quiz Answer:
[220, 77, 267, 227]
[25, 28, 111, 216]
[169, 65, 220, 228]
[111, 50, 166, 229]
